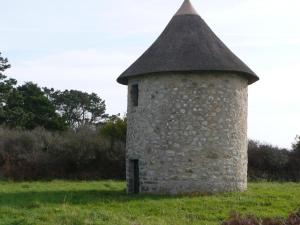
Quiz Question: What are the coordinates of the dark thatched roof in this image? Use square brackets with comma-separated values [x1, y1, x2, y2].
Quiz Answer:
[117, 0, 259, 85]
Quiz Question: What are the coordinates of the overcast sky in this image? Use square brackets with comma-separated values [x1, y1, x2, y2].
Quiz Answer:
[1, 0, 300, 148]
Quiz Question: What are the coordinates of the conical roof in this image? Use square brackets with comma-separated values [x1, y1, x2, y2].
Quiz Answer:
[117, 0, 259, 85]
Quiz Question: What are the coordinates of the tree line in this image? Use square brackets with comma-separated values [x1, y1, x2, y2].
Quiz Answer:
[1, 52, 108, 130]
[248, 138, 300, 181]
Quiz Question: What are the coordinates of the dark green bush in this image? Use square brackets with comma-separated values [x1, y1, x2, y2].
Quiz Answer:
[0, 126, 125, 180]
[248, 139, 300, 182]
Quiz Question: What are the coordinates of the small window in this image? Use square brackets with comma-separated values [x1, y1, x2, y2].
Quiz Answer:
[131, 84, 139, 106]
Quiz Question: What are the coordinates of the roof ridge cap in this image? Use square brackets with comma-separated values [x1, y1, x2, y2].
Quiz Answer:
[175, 0, 199, 16]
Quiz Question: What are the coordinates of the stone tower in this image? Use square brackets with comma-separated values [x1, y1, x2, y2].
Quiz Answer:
[117, 0, 259, 195]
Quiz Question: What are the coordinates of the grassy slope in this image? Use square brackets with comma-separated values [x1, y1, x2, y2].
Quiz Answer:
[0, 181, 299, 225]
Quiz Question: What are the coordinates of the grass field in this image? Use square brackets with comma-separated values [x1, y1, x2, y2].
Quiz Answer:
[0, 181, 299, 225]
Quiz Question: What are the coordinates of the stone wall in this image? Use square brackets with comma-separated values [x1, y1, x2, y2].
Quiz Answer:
[126, 72, 248, 194]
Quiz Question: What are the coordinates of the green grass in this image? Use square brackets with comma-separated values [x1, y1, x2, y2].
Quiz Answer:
[0, 181, 299, 225]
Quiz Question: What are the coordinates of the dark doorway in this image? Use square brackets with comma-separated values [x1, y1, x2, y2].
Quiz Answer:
[129, 159, 140, 194]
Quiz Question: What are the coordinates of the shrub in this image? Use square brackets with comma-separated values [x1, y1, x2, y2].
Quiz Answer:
[289, 136, 300, 180]
[222, 211, 300, 225]
[248, 140, 297, 181]
[0, 126, 125, 180]
[222, 213, 261, 225]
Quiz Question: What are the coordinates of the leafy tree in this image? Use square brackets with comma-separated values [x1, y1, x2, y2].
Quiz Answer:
[292, 136, 300, 155]
[100, 115, 126, 172]
[290, 136, 300, 177]
[0, 52, 16, 124]
[1, 52, 106, 131]
[3, 88, 29, 127]
[0, 52, 11, 77]
[100, 114, 127, 150]
[45, 88, 107, 128]
[4, 82, 66, 130]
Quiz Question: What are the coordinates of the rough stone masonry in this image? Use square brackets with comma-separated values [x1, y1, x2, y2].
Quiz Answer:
[126, 73, 248, 194]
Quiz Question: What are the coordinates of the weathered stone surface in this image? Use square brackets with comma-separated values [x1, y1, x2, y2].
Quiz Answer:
[126, 72, 248, 195]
